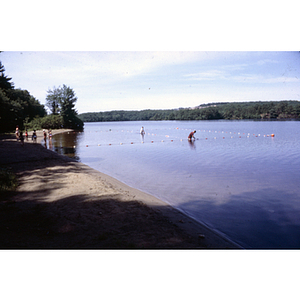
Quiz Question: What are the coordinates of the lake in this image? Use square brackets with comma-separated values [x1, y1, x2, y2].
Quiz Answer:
[51, 120, 300, 249]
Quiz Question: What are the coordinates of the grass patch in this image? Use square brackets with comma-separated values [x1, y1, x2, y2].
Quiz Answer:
[0, 168, 18, 192]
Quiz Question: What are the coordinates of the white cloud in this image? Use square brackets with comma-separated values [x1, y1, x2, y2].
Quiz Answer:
[184, 70, 228, 81]
[231, 74, 299, 84]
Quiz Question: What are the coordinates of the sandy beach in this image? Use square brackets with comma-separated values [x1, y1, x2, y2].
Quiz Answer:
[0, 130, 240, 249]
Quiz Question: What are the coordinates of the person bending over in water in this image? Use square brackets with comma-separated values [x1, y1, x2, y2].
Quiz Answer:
[188, 130, 196, 140]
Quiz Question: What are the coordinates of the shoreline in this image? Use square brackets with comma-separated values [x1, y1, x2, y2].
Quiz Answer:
[0, 131, 241, 249]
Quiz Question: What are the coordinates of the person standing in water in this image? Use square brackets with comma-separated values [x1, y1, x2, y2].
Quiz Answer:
[188, 130, 196, 140]
[32, 130, 37, 142]
[140, 126, 145, 135]
[43, 129, 47, 142]
[48, 129, 52, 139]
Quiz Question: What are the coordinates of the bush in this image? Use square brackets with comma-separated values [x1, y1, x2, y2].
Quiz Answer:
[0, 168, 18, 192]
[25, 114, 64, 130]
[41, 115, 64, 129]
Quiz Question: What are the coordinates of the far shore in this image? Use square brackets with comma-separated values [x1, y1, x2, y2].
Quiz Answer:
[0, 131, 241, 249]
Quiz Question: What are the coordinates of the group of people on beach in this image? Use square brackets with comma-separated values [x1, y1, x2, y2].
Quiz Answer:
[15, 126, 52, 146]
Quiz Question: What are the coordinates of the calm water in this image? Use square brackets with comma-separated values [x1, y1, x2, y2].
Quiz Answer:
[51, 120, 300, 249]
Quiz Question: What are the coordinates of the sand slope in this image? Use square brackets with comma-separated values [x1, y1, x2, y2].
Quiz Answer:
[0, 131, 240, 249]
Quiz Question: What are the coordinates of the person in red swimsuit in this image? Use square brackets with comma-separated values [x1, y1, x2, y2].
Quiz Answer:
[188, 130, 196, 140]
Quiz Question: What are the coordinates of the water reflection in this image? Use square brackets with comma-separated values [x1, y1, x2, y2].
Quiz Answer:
[188, 139, 196, 150]
[52, 131, 81, 161]
[49, 137, 53, 150]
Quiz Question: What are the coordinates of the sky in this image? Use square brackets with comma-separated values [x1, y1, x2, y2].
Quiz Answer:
[1, 51, 299, 114]
[2, 1, 299, 115]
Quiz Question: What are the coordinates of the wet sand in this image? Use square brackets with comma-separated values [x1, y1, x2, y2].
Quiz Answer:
[0, 130, 241, 249]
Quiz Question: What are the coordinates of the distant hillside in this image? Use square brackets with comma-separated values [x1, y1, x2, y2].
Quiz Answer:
[78, 101, 300, 122]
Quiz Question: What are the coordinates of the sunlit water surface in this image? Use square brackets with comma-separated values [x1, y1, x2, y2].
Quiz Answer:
[51, 120, 300, 249]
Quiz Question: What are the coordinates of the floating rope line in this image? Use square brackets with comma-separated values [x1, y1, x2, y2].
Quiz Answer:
[74, 127, 275, 147]
[78, 133, 275, 148]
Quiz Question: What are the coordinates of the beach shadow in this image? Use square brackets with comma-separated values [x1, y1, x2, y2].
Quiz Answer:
[0, 191, 214, 249]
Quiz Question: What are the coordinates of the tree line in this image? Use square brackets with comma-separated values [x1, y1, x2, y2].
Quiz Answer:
[0, 60, 83, 133]
[79, 101, 300, 123]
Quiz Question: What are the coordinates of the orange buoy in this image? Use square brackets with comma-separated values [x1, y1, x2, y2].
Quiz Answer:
[271, 134, 275, 137]
[86, 145, 88, 147]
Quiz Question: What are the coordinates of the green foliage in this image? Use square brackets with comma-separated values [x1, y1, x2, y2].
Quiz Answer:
[0, 61, 47, 133]
[46, 85, 84, 130]
[0, 61, 14, 90]
[0, 88, 47, 132]
[79, 109, 173, 122]
[25, 114, 64, 130]
[46, 87, 61, 115]
[79, 101, 300, 122]
[0, 168, 18, 192]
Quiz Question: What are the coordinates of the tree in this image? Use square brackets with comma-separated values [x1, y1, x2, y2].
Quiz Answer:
[46, 85, 83, 130]
[0, 61, 14, 91]
[46, 86, 61, 114]
[59, 85, 78, 123]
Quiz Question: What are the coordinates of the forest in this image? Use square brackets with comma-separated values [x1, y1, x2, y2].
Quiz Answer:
[79, 100, 300, 123]
[0, 61, 83, 133]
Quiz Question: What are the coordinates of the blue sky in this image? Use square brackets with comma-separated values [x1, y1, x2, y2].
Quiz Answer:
[1, 51, 299, 114]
